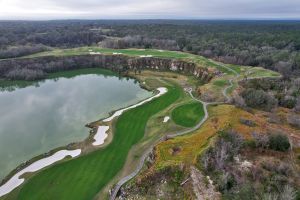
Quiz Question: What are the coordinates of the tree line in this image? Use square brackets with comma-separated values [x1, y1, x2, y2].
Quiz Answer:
[1, 20, 300, 76]
[0, 55, 210, 82]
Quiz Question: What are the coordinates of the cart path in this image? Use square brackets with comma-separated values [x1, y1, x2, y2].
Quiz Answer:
[110, 63, 240, 200]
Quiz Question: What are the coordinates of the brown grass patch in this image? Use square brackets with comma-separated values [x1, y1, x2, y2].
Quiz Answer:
[154, 105, 300, 169]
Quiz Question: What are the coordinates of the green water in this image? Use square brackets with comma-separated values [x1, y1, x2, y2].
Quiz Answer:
[0, 69, 151, 180]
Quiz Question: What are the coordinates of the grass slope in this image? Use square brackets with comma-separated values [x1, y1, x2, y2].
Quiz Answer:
[171, 102, 204, 127]
[16, 85, 181, 200]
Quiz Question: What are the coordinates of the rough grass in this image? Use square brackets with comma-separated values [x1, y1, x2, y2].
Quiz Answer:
[15, 85, 181, 200]
[198, 78, 228, 102]
[226, 64, 243, 74]
[245, 67, 280, 78]
[155, 105, 263, 168]
[171, 102, 205, 127]
[227, 81, 238, 95]
[155, 104, 300, 170]
[0, 80, 35, 90]
[213, 79, 229, 87]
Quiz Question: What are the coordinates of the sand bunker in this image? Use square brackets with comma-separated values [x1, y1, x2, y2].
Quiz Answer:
[94, 88, 167, 145]
[89, 52, 102, 55]
[103, 87, 167, 122]
[0, 88, 167, 197]
[0, 149, 81, 197]
[139, 55, 153, 58]
[163, 116, 170, 123]
[93, 126, 110, 146]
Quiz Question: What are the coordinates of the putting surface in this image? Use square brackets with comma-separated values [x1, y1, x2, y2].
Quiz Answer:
[171, 102, 204, 128]
[16, 85, 181, 200]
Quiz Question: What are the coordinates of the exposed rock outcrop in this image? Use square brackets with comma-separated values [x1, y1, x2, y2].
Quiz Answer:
[0, 55, 213, 82]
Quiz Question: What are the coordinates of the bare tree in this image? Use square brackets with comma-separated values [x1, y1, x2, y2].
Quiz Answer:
[294, 97, 300, 112]
[201, 152, 210, 170]
[215, 139, 231, 170]
[252, 132, 269, 150]
[232, 92, 246, 108]
[275, 61, 292, 79]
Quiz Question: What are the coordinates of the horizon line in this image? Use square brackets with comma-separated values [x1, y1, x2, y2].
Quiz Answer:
[1, 18, 300, 22]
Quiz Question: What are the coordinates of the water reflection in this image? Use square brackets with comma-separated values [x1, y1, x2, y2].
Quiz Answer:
[0, 73, 151, 180]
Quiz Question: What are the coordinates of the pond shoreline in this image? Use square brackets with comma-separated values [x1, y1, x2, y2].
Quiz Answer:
[0, 150, 81, 197]
[0, 70, 163, 198]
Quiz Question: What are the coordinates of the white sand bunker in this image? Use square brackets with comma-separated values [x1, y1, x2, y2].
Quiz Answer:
[0, 87, 168, 197]
[163, 116, 170, 123]
[140, 55, 153, 58]
[94, 88, 167, 146]
[103, 87, 167, 122]
[113, 52, 123, 55]
[93, 126, 109, 146]
[89, 52, 102, 55]
[0, 149, 81, 197]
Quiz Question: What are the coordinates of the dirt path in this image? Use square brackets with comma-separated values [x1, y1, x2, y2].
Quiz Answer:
[110, 90, 214, 200]
[110, 65, 240, 200]
[222, 79, 234, 102]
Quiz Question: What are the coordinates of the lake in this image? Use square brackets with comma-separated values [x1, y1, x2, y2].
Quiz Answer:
[0, 69, 151, 180]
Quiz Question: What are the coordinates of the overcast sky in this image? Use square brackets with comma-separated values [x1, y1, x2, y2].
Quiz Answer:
[0, 0, 300, 20]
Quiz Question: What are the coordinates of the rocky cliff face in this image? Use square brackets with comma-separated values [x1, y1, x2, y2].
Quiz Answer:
[0, 55, 213, 82]
[126, 57, 213, 82]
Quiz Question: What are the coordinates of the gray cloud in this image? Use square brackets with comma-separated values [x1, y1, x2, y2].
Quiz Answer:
[0, 0, 299, 20]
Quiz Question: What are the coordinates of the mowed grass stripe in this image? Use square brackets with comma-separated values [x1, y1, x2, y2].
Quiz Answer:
[171, 102, 204, 128]
[17, 85, 181, 200]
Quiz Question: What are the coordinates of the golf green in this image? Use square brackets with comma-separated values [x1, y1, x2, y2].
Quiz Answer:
[171, 102, 204, 127]
[17, 85, 181, 200]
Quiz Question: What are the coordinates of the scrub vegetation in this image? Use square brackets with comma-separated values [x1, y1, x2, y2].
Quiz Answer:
[1, 20, 300, 77]
[121, 103, 300, 199]
[0, 20, 299, 200]
[0, 47, 288, 200]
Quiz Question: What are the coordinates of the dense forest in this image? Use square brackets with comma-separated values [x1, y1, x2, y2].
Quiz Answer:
[0, 55, 211, 82]
[1, 20, 300, 76]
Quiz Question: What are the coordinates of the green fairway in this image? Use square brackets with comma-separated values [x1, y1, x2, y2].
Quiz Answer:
[171, 102, 204, 128]
[213, 79, 229, 87]
[24, 47, 190, 59]
[21, 47, 280, 79]
[245, 67, 280, 78]
[16, 85, 181, 200]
